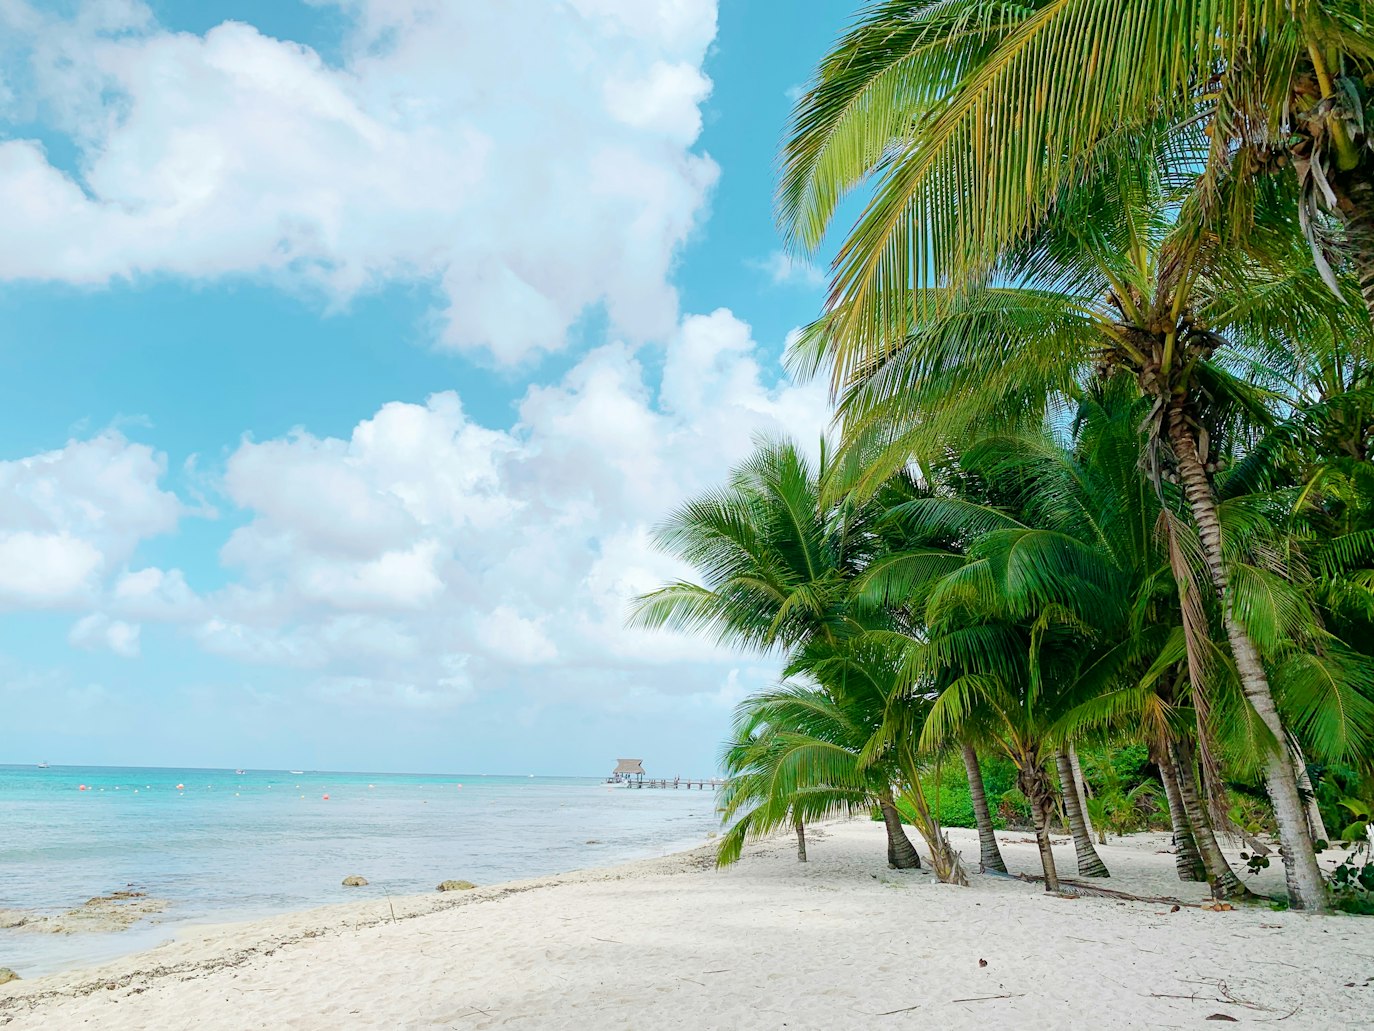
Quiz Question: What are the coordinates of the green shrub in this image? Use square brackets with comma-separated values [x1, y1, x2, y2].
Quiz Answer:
[869, 753, 1025, 830]
[996, 787, 1032, 828]
[1336, 798, 1373, 841]
[980, 755, 1019, 798]
[1109, 744, 1151, 784]
[929, 782, 978, 828]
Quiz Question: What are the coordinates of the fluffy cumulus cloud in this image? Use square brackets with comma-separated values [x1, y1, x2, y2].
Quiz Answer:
[0, 310, 823, 713]
[0, 0, 719, 362]
[0, 433, 182, 609]
[180, 310, 829, 708]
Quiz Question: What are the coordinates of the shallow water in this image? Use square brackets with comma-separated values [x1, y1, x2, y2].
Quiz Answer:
[0, 764, 720, 976]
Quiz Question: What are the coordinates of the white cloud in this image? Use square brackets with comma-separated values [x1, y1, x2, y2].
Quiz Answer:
[297, 541, 446, 611]
[112, 567, 200, 621]
[181, 309, 827, 707]
[749, 250, 825, 288]
[69, 613, 142, 658]
[604, 61, 713, 141]
[0, 433, 183, 609]
[0, 0, 720, 363]
[0, 532, 102, 606]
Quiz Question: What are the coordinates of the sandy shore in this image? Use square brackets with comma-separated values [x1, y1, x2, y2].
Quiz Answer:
[1, 821, 1370, 1029]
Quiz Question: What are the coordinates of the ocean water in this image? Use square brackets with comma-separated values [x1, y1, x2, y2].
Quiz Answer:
[0, 765, 721, 977]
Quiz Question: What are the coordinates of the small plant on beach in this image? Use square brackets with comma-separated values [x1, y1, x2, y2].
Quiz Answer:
[1328, 832, 1374, 915]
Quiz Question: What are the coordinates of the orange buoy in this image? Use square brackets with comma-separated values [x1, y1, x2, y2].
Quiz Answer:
[175, 783, 185, 790]
[322, 794, 330, 800]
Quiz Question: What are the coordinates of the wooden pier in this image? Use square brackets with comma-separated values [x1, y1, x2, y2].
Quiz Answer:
[616, 777, 721, 790]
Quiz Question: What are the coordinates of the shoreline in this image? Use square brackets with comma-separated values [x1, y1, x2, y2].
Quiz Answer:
[0, 827, 721, 983]
[2, 822, 1369, 1029]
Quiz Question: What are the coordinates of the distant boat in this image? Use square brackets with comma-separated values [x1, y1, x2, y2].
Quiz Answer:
[36, 761, 49, 769]
[235, 769, 246, 775]
[290, 770, 304, 775]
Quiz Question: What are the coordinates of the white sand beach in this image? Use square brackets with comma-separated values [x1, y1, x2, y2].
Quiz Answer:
[1, 821, 1369, 1030]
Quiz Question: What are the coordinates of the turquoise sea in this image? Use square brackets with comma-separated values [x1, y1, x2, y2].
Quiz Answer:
[0, 764, 721, 977]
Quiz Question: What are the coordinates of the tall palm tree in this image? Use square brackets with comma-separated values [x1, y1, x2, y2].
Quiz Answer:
[633, 439, 872, 653]
[1055, 749, 1110, 878]
[1153, 734, 1209, 883]
[1081, 637, 1256, 898]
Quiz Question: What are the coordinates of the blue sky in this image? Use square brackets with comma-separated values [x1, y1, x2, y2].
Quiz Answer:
[0, 0, 856, 775]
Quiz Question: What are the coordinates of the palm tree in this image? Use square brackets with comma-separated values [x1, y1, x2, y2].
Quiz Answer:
[1214, 396, 1374, 836]
[905, 587, 1123, 892]
[632, 439, 870, 654]
[716, 678, 920, 868]
[1153, 736, 1209, 882]
[803, 638, 971, 880]
[632, 439, 963, 879]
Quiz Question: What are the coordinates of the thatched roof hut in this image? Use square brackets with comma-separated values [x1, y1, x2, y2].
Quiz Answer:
[612, 758, 645, 780]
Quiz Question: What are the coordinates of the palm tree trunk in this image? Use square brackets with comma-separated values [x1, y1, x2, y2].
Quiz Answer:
[1069, 745, 1094, 841]
[794, 817, 807, 862]
[1017, 758, 1059, 893]
[877, 791, 921, 869]
[1170, 738, 1250, 900]
[960, 742, 1007, 873]
[1157, 742, 1205, 882]
[1056, 750, 1109, 877]
[1166, 404, 1329, 912]
[1288, 737, 1329, 843]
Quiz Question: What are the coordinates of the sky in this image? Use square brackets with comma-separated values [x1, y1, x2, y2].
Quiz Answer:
[0, 0, 859, 776]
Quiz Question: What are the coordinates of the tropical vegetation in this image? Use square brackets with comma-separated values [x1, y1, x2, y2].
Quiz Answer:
[635, 0, 1374, 914]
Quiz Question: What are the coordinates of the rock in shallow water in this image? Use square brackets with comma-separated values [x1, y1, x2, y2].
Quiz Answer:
[341, 875, 368, 887]
[0, 968, 20, 985]
[436, 880, 476, 892]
